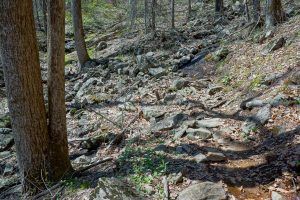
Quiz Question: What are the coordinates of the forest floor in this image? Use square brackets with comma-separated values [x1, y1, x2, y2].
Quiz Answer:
[0, 1, 300, 200]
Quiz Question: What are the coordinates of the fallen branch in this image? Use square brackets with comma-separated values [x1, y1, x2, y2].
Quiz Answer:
[86, 106, 122, 129]
[32, 182, 62, 200]
[74, 157, 113, 175]
[162, 176, 169, 200]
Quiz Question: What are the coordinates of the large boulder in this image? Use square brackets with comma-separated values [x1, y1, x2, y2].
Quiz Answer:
[177, 182, 227, 200]
[90, 178, 143, 200]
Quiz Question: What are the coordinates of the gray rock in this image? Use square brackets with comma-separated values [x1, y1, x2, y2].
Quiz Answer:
[90, 177, 142, 200]
[194, 153, 208, 163]
[151, 113, 185, 132]
[196, 118, 222, 128]
[245, 99, 265, 109]
[242, 104, 271, 134]
[269, 94, 287, 107]
[173, 125, 188, 139]
[271, 191, 287, 200]
[3, 163, 14, 176]
[179, 55, 191, 66]
[0, 132, 14, 151]
[76, 78, 98, 98]
[186, 128, 212, 140]
[177, 181, 227, 200]
[171, 79, 189, 90]
[0, 175, 19, 191]
[164, 93, 177, 103]
[290, 71, 300, 85]
[176, 144, 193, 154]
[148, 67, 167, 78]
[73, 155, 92, 164]
[0, 151, 12, 160]
[142, 106, 165, 120]
[208, 86, 223, 95]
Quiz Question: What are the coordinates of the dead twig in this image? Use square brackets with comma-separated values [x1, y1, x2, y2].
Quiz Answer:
[86, 106, 122, 129]
[32, 182, 62, 200]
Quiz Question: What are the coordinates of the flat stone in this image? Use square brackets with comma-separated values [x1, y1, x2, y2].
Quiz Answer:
[142, 106, 165, 120]
[151, 113, 185, 132]
[186, 128, 212, 140]
[177, 181, 227, 200]
[148, 67, 166, 78]
[195, 118, 222, 128]
[194, 153, 208, 163]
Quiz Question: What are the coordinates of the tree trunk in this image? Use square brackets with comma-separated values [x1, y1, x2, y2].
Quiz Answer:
[144, 0, 151, 33]
[215, 0, 224, 16]
[244, 0, 250, 22]
[265, 0, 284, 30]
[42, 0, 47, 34]
[0, 0, 49, 194]
[151, 0, 156, 32]
[187, 0, 192, 20]
[129, 0, 137, 30]
[34, 0, 42, 30]
[47, 0, 72, 181]
[71, 0, 90, 67]
[252, 0, 260, 23]
[171, 0, 175, 28]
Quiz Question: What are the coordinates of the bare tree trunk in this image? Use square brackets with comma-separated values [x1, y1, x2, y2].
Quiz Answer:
[34, 0, 42, 30]
[265, 0, 284, 30]
[244, 0, 250, 22]
[187, 0, 192, 20]
[151, 0, 156, 32]
[71, 0, 90, 67]
[0, 0, 49, 194]
[42, 0, 47, 34]
[215, 0, 224, 16]
[171, 0, 175, 28]
[47, 0, 73, 181]
[144, 0, 151, 33]
[129, 0, 137, 30]
[252, 0, 261, 23]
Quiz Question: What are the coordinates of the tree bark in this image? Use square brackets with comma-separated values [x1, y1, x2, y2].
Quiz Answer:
[129, 0, 137, 30]
[171, 0, 175, 28]
[47, 0, 72, 181]
[187, 0, 192, 20]
[215, 0, 224, 16]
[151, 0, 156, 32]
[71, 0, 90, 67]
[144, 0, 151, 33]
[42, 0, 47, 34]
[252, 0, 260, 23]
[0, 0, 49, 193]
[34, 0, 42, 30]
[265, 0, 284, 30]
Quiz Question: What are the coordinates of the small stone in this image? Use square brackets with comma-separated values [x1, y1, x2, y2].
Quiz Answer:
[148, 67, 167, 78]
[0, 132, 14, 151]
[194, 153, 208, 163]
[3, 164, 14, 176]
[171, 79, 189, 90]
[195, 118, 222, 128]
[151, 112, 186, 132]
[73, 155, 91, 164]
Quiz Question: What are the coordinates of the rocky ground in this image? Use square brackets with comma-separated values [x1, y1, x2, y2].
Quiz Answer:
[0, 1, 300, 200]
